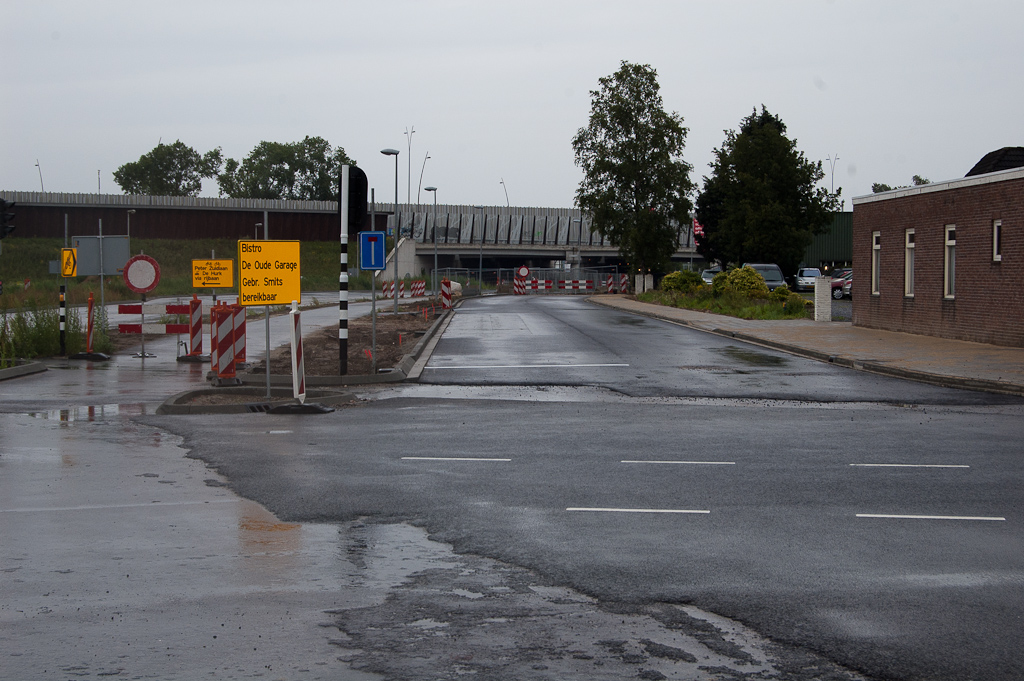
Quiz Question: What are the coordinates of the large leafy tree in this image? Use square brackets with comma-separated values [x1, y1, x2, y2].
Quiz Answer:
[695, 107, 839, 274]
[114, 140, 223, 196]
[573, 61, 694, 275]
[218, 136, 355, 201]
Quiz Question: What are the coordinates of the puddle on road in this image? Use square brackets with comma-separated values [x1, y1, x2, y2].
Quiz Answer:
[28, 403, 153, 423]
[713, 345, 789, 367]
[328, 520, 868, 681]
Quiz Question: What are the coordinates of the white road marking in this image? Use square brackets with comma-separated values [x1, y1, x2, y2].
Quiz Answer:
[268, 430, 293, 434]
[402, 456, 511, 462]
[857, 513, 1005, 521]
[850, 463, 969, 468]
[566, 507, 710, 514]
[424, 363, 629, 370]
[622, 460, 735, 465]
[0, 499, 239, 513]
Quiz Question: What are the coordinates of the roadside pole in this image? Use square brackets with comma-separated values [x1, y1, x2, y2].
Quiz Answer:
[263, 212, 270, 399]
[339, 165, 350, 375]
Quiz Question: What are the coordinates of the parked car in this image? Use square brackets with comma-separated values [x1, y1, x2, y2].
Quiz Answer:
[842, 274, 853, 298]
[794, 267, 822, 292]
[700, 266, 721, 285]
[829, 267, 852, 280]
[831, 271, 853, 299]
[741, 263, 787, 292]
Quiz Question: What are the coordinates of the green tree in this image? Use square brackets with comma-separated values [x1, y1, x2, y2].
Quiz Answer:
[572, 61, 694, 275]
[871, 175, 931, 193]
[218, 136, 355, 201]
[114, 141, 223, 196]
[695, 106, 839, 274]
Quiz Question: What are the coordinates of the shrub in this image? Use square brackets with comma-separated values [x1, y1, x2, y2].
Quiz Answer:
[710, 270, 730, 297]
[784, 293, 809, 315]
[660, 270, 703, 294]
[724, 266, 769, 298]
[770, 284, 791, 303]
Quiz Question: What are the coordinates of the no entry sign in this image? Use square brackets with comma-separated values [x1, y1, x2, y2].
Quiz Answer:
[517, 265, 530, 278]
[123, 255, 160, 294]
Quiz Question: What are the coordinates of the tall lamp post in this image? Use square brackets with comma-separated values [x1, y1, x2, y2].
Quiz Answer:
[381, 148, 400, 313]
[35, 160, 44, 192]
[127, 209, 136, 246]
[500, 178, 509, 207]
[417, 152, 430, 204]
[425, 186, 438, 298]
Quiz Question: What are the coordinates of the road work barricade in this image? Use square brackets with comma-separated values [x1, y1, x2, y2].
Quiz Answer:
[209, 303, 242, 384]
[117, 302, 191, 335]
[560, 280, 593, 292]
[441, 279, 452, 309]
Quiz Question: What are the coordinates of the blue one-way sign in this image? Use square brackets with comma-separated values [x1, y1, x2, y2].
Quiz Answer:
[359, 231, 386, 271]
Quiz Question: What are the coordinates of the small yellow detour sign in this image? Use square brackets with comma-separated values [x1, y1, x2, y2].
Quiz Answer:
[192, 259, 234, 288]
[237, 240, 301, 306]
[61, 248, 77, 277]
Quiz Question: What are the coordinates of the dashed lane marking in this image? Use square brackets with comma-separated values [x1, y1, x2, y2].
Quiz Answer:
[566, 507, 710, 514]
[857, 513, 1005, 521]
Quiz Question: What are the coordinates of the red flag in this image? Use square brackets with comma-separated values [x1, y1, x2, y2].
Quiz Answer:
[692, 218, 704, 238]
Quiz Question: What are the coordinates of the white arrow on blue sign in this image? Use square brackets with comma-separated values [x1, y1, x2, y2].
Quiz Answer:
[359, 231, 387, 270]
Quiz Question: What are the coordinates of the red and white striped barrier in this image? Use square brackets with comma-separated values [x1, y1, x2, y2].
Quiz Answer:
[513, 277, 526, 295]
[231, 304, 246, 366]
[210, 304, 236, 379]
[525, 279, 554, 291]
[620, 274, 629, 293]
[411, 280, 426, 297]
[605, 275, 616, 292]
[441, 279, 452, 309]
[289, 301, 306, 404]
[118, 302, 190, 335]
[560, 280, 594, 291]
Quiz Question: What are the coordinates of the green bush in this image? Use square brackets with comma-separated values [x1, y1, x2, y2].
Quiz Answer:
[784, 293, 810, 315]
[724, 266, 769, 298]
[770, 284, 791, 303]
[710, 270, 730, 297]
[660, 270, 703, 294]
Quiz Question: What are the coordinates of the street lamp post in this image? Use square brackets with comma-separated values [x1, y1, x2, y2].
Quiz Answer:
[381, 148, 400, 313]
[417, 152, 430, 205]
[425, 187, 438, 299]
[35, 160, 44, 192]
[500, 179, 509, 207]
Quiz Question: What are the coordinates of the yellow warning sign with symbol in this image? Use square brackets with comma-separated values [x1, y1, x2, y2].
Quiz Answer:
[61, 248, 78, 277]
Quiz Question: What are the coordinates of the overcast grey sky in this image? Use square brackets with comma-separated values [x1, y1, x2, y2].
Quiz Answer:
[4, 1, 1022, 208]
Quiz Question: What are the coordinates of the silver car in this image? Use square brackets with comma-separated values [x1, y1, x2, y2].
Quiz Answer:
[794, 267, 822, 292]
[701, 266, 721, 285]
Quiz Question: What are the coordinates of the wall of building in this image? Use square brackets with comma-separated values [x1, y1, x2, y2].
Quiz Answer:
[851, 169, 1024, 347]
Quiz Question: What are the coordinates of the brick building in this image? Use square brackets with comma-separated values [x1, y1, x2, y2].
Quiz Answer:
[851, 165, 1024, 347]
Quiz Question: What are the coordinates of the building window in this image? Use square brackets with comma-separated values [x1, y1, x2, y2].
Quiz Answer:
[871, 231, 881, 295]
[993, 220, 1002, 262]
[944, 225, 956, 299]
[904, 229, 915, 297]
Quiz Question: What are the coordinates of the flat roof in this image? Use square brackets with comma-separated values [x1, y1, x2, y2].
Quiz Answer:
[852, 166, 1024, 205]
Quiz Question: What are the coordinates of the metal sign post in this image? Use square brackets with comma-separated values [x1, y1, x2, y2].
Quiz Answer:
[360, 231, 387, 375]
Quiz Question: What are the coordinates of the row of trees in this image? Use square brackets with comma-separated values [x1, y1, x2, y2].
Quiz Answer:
[113, 136, 354, 201]
[573, 61, 841, 276]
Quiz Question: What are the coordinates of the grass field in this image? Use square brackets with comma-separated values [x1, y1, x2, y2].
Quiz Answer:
[0, 237, 381, 309]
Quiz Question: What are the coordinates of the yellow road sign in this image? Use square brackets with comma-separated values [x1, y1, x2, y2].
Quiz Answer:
[192, 259, 234, 288]
[61, 248, 77, 277]
[237, 240, 301, 306]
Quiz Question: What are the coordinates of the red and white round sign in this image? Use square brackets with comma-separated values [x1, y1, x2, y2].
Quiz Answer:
[123, 255, 160, 294]
[517, 266, 530, 278]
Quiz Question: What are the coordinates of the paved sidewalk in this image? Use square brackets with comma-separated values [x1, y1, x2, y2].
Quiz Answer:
[591, 296, 1024, 398]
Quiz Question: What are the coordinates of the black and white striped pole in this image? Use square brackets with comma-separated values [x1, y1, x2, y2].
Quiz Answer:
[59, 285, 66, 356]
[339, 164, 350, 375]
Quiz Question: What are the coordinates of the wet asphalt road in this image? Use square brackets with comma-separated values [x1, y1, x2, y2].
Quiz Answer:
[4, 294, 1023, 680]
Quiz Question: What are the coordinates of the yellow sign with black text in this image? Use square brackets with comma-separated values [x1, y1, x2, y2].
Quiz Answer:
[192, 259, 234, 288]
[237, 240, 301, 306]
[61, 248, 77, 277]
